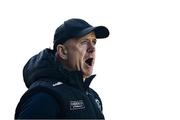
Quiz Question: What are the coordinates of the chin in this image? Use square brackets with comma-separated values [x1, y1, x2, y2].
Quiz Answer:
[83, 71, 93, 78]
[82, 65, 94, 78]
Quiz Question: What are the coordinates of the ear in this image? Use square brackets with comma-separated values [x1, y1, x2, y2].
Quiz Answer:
[56, 44, 68, 60]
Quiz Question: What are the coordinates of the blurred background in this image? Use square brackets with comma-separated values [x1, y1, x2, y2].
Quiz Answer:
[0, 0, 180, 119]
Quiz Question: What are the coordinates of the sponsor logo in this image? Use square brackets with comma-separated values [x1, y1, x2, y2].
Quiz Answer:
[95, 98, 102, 111]
[70, 100, 85, 110]
[52, 82, 63, 87]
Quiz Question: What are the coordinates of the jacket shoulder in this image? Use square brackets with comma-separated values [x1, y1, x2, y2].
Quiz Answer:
[89, 88, 102, 100]
[15, 80, 65, 119]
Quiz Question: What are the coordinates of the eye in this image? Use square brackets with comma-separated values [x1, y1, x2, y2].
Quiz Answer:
[92, 40, 97, 45]
[81, 39, 88, 44]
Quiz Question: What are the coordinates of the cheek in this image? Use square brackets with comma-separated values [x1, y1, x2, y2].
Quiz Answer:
[76, 46, 87, 59]
[68, 50, 84, 64]
[67, 45, 87, 65]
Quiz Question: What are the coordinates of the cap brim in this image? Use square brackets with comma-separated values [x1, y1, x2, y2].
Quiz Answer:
[75, 26, 109, 39]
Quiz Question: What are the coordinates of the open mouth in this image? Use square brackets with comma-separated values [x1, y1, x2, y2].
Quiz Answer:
[85, 58, 93, 66]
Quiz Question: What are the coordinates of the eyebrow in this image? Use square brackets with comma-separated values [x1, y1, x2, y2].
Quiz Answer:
[79, 38, 93, 41]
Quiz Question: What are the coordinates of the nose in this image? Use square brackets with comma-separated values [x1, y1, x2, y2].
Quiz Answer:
[87, 42, 95, 53]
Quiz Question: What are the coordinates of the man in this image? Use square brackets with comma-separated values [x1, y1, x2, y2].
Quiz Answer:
[15, 18, 109, 119]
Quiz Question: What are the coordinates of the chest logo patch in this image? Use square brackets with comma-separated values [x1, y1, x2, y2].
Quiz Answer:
[70, 100, 85, 110]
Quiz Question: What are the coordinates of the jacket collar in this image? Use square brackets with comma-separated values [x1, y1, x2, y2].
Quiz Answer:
[57, 64, 96, 91]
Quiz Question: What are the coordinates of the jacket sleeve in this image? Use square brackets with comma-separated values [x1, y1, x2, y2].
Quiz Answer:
[15, 92, 61, 119]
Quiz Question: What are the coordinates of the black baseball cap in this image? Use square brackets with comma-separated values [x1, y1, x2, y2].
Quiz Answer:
[53, 18, 110, 51]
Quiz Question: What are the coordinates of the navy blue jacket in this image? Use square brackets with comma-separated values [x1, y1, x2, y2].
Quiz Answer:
[15, 49, 104, 119]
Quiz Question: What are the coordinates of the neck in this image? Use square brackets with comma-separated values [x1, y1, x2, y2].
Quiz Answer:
[83, 75, 91, 82]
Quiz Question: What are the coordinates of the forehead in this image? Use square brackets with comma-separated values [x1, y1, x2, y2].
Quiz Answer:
[79, 32, 96, 39]
[64, 32, 96, 46]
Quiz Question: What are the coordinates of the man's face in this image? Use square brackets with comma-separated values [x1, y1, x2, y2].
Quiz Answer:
[60, 32, 96, 78]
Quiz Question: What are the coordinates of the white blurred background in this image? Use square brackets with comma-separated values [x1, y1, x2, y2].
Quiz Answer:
[0, 0, 180, 120]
